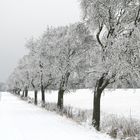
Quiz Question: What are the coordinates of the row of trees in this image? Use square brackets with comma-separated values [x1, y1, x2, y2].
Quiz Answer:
[8, 23, 94, 106]
[8, 0, 140, 131]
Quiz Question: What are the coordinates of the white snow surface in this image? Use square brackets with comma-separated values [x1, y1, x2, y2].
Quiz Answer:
[28, 89, 140, 120]
[0, 92, 112, 140]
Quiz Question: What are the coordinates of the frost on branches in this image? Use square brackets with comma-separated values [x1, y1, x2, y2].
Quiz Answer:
[81, 0, 140, 130]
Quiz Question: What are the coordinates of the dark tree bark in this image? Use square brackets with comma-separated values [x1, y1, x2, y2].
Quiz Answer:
[31, 79, 38, 105]
[92, 88, 102, 131]
[92, 73, 109, 131]
[41, 85, 45, 105]
[57, 88, 65, 109]
[17, 89, 21, 95]
[34, 90, 38, 105]
[57, 72, 70, 110]
[25, 89, 28, 98]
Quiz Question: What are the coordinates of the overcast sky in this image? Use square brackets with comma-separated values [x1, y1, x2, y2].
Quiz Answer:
[0, 0, 81, 82]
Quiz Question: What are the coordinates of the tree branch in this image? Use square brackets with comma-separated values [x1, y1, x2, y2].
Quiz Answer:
[96, 22, 105, 49]
[134, 5, 140, 26]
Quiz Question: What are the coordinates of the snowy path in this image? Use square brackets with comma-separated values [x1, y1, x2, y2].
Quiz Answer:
[0, 92, 112, 140]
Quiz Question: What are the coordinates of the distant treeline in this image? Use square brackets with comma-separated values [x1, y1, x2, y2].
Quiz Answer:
[0, 82, 7, 91]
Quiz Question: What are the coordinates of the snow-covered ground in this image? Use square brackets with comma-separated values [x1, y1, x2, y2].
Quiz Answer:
[28, 89, 140, 120]
[0, 92, 112, 140]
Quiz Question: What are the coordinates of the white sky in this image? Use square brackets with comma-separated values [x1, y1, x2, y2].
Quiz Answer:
[0, 0, 81, 82]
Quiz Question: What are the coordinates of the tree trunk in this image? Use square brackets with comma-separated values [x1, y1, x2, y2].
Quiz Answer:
[92, 88, 102, 131]
[57, 88, 64, 110]
[17, 89, 21, 95]
[57, 72, 70, 110]
[92, 73, 109, 131]
[41, 85, 45, 105]
[25, 89, 28, 98]
[34, 90, 38, 105]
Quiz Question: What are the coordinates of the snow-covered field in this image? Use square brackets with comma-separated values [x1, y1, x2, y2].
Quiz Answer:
[0, 92, 112, 140]
[28, 89, 140, 120]
[1, 89, 139, 140]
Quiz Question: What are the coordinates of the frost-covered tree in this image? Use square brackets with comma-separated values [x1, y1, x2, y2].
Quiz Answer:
[8, 54, 32, 98]
[25, 38, 41, 104]
[25, 53, 40, 105]
[8, 67, 24, 96]
[81, 0, 140, 130]
[26, 32, 56, 105]
[54, 23, 94, 109]
[7, 71, 20, 94]
[17, 55, 31, 98]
